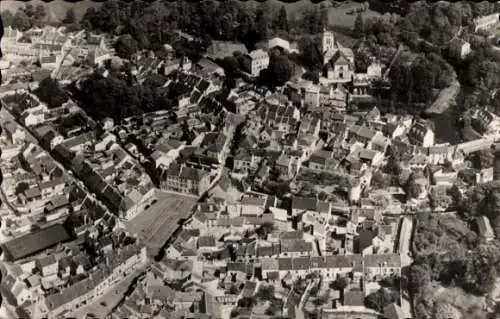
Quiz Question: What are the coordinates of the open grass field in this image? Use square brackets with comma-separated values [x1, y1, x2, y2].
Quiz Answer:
[327, 1, 382, 29]
[125, 190, 197, 255]
[1, 0, 101, 22]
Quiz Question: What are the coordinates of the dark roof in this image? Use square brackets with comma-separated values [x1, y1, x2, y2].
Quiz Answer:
[343, 291, 365, 306]
[292, 196, 317, 212]
[3, 224, 72, 261]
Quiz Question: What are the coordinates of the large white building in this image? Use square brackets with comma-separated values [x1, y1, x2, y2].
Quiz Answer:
[474, 13, 500, 32]
[242, 49, 270, 77]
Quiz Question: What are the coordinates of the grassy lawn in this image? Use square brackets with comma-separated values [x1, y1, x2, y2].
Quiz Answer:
[327, 2, 382, 29]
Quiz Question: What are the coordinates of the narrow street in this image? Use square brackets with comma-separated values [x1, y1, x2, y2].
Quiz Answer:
[0, 99, 111, 215]
[65, 266, 149, 319]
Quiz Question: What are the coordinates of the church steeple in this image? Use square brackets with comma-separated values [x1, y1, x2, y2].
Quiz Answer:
[322, 29, 336, 64]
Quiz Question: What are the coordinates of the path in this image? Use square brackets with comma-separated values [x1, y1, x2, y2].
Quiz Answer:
[425, 76, 460, 115]
[383, 43, 404, 80]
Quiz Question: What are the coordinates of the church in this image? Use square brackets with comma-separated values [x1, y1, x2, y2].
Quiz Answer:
[321, 29, 355, 84]
[318, 29, 383, 97]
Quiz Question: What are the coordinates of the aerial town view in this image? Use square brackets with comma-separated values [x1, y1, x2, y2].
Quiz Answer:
[0, 0, 499, 318]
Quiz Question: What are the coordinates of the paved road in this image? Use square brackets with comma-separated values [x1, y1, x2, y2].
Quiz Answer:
[65, 266, 148, 319]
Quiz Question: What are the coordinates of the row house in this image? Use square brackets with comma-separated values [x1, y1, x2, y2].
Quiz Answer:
[39, 244, 148, 318]
[160, 163, 211, 196]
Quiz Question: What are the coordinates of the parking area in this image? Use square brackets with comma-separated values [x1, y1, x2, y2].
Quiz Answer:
[125, 190, 197, 255]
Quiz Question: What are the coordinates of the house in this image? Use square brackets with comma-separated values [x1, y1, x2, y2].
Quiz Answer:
[21, 111, 45, 127]
[303, 83, 320, 108]
[1, 274, 32, 307]
[329, 85, 349, 110]
[476, 216, 495, 241]
[238, 195, 268, 217]
[40, 54, 58, 69]
[348, 125, 380, 144]
[36, 255, 58, 277]
[308, 150, 333, 171]
[364, 254, 401, 281]
[195, 58, 224, 77]
[471, 108, 500, 135]
[40, 244, 148, 318]
[39, 179, 66, 198]
[324, 50, 354, 83]
[448, 38, 471, 60]
[408, 120, 434, 148]
[366, 60, 383, 79]
[291, 196, 330, 217]
[163, 57, 190, 75]
[473, 13, 500, 32]
[426, 145, 455, 165]
[242, 49, 269, 77]
[160, 163, 211, 196]
[267, 37, 298, 53]
[3, 121, 26, 144]
[477, 167, 494, 184]
[36, 125, 64, 150]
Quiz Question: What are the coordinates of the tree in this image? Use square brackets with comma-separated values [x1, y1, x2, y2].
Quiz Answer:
[471, 149, 494, 170]
[256, 222, 274, 239]
[256, 284, 275, 300]
[238, 297, 255, 308]
[220, 56, 241, 78]
[302, 71, 319, 84]
[364, 288, 394, 312]
[404, 173, 421, 200]
[299, 37, 323, 70]
[11, 10, 32, 31]
[261, 54, 294, 88]
[276, 5, 289, 32]
[354, 13, 365, 36]
[15, 182, 30, 195]
[63, 8, 76, 24]
[409, 263, 432, 293]
[34, 77, 69, 109]
[114, 34, 139, 60]
[330, 276, 348, 291]
[2, 10, 15, 27]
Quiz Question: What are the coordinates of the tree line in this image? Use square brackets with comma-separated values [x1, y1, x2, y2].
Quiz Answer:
[78, 0, 329, 56]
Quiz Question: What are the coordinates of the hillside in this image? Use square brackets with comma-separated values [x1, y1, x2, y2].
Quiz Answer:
[1, 0, 101, 22]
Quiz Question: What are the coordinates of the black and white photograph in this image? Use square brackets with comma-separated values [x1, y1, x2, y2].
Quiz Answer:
[0, 0, 499, 318]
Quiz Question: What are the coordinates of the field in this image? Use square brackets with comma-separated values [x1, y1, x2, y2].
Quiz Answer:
[327, 2, 382, 29]
[124, 190, 197, 256]
[1, 0, 101, 22]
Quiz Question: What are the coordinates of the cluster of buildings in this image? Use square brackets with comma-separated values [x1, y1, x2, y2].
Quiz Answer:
[1, 15, 499, 318]
[239, 31, 383, 93]
[85, 26, 500, 318]
[0, 93, 151, 319]
[1, 25, 114, 84]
